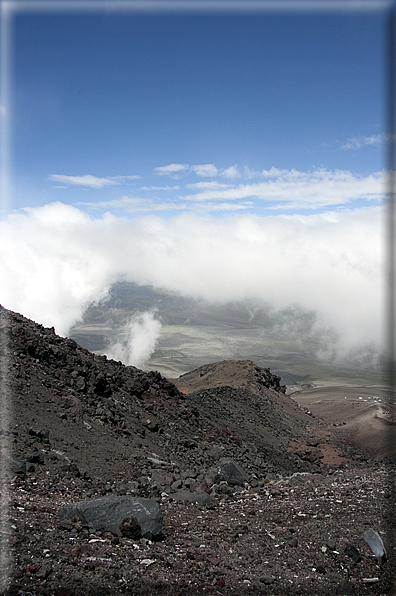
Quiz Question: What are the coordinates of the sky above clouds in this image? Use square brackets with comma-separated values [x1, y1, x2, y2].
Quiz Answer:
[0, 1, 390, 363]
[10, 5, 385, 217]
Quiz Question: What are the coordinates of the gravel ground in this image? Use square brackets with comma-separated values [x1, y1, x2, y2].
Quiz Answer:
[3, 461, 395, 596]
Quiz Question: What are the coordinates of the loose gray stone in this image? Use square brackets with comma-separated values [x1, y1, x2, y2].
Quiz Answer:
[216, 459, 249, 485]
[361, 529, 387, 564]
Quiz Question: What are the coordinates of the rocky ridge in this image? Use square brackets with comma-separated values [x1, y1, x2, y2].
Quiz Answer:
[0, 304, 394, 595]
[0, 306, 319, 487]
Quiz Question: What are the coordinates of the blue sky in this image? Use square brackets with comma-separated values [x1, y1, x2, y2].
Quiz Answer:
[0, 2, 389, 361]
[10, 5, 386, 217]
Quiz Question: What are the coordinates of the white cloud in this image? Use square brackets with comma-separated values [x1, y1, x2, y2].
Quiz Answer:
[48, 174, 120, 189]
[79, 195, 251, 214]
[138, 185, 180, 191]
[48, 174, 141, 188]
[74, 167, 385, 215]
[261, 166, 292, 178]
[220, 165, 241, 178]
[0, 202, 382, 361]
[79, 196, 185, 212]
[111, 175, 141, 181]
[191, 163, 219, 177]
[340, 133, 388, 150]
[153, 163, 240, 180]
[185, 181, 232, 190]
[190, 201, 252, 212]
[152, 163, 246, 181]
[154, 164, 189, 177]
[182, 168, 384, 208]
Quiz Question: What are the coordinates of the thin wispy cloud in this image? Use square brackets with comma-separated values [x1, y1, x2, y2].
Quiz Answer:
[154, 164, 189, 177]
[182, 168, 384, 209]
[191, 164, 219, 177]
[138, 185, 180, 191]
[74, 167, 385, 215]
[78, 195, 252, 214]
[340, 133, 388, 151]
[111, 175, 141, 181]
[84, 197, 186, 212]
[49, 174, 120, 189]
[154, 163, 242, 180]
[243, 166, 258, 179]
[185, 181, 232, 190]
[192, 201, 253, 212]
[48, 174, 140, 189]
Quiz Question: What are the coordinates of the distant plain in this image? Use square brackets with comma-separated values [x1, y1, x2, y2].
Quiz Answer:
[70, 281, 384, 387]
[69, 282, 394, 459]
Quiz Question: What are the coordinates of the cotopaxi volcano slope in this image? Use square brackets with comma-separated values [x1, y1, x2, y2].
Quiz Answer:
[0, 304, 394, 596]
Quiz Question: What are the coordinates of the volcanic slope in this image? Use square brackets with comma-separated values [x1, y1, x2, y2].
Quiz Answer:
[1, 305, 395, 596]
[172, 360, 315, 457]
[1, 305, 319, 490]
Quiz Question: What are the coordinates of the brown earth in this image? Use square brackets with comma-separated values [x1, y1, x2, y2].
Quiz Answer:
[0, 305, 395, 595]
[172, 363, 396, 466]
[288, 385, 396, 462]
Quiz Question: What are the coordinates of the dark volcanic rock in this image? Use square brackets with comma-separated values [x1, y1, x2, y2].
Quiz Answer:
[344, 543, 362, 563]
[216, 459, 249, 485]
[58, 495, 163, 539]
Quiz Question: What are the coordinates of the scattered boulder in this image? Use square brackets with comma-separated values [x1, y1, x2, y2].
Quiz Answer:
[216, 459, 249, 485]
[58, 495, 163, 539]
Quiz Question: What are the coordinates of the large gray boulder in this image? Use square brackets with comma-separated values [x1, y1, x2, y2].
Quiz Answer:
[58, 496, 163, 539]
[216, 459, 249, 485]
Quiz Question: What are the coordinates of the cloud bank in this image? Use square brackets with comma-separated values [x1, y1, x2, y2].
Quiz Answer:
[0, 202, 383, 361]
